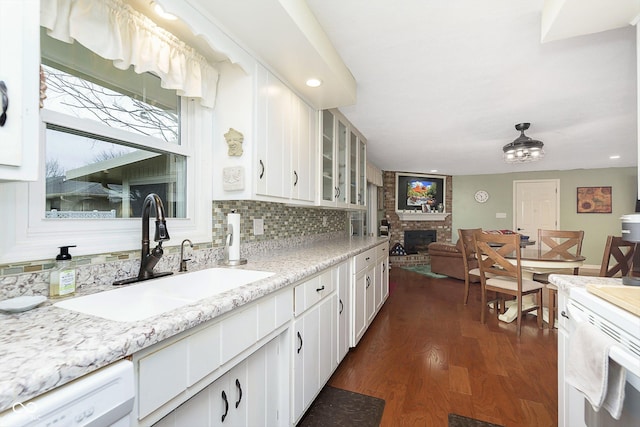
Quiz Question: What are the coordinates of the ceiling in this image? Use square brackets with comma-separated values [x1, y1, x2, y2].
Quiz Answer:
[163, 0, 639, 176]
[304, 0, 638, 176]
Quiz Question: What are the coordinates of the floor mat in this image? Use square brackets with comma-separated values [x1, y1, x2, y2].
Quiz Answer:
[297, 386, 385, 427]
[448, 414, 504, 427]
[401, 264, 448, 278]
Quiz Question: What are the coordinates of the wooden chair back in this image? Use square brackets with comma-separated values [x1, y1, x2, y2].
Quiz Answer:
[458, 228, 482, 305]
[474, 232, 521, 283]
[537, 229, 584, 275]
[600, 235, 636, 277]
[474, 232, 543, 336]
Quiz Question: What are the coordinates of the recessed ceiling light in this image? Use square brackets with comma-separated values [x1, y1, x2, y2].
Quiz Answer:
[306, 78, 322, 88]
[153, 2, 177, 20]
[430, 169, 438, 173]
[610, 155, 621, 160]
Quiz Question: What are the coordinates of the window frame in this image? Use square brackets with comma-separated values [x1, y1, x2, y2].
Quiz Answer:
[0, 98, 212, 264]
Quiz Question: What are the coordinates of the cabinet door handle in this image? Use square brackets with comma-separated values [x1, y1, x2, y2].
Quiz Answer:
[235, 378, 243, 408]
[339, 299, 344, 314]
[383, 263, 386, 272]
[221, 390, 229, 422]
[293, 170, 298, 186]
[316, 285, 325, 292]
[259, 160, 265, 179]
[297, 331, 303, 353]
[366, 276, 371, 288]
[0, 81, 7, 127]
[561, 310, 569, 319]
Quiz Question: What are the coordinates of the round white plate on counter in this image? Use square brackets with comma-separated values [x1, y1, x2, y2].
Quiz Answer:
[0, 295, 47, 313]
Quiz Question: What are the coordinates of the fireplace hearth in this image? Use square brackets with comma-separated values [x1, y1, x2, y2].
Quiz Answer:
[404, 230, 437, 254]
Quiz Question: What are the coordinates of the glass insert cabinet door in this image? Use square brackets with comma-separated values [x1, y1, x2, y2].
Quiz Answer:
[359, 136, 366, 206]
[336, 119, 347, 204]
[321, 110, 334, 202]
[350, 131, 358, 205]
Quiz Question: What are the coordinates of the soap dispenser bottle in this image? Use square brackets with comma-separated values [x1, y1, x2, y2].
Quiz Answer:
[50, 245, 77, 298]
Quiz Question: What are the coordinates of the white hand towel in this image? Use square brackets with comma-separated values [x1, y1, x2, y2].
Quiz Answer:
[566, 322, 627, 420]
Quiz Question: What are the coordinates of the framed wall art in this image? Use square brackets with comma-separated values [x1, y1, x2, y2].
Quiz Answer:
[577, 186, 612, 213]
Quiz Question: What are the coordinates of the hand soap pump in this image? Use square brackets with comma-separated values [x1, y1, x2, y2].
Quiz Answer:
[50, 245, 77, 298]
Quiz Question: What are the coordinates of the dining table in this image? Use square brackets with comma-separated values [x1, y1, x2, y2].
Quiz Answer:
[497, 247, 586, 324]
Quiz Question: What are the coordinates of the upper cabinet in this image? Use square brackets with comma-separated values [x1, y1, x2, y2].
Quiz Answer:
[0, 0, 40, 182]
[318, 109, 366, 210]
[255, 68, 317, 204]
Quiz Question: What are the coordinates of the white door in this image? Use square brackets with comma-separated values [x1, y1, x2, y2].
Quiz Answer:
[514, 180, 559, 238]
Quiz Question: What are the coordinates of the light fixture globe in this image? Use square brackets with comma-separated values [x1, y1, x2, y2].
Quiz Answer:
[503, 122, 544, 163]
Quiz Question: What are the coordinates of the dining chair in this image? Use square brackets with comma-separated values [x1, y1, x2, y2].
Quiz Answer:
[458, 228, 482, 305]
[537, 229, 584, 329]
[474, 232, 543, 336]
[599, 235, 636, 277]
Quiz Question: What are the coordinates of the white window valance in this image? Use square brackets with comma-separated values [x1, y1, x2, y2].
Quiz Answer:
[40, 0, 219, 108]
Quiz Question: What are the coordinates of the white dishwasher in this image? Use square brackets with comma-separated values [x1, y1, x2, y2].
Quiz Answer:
[0, 359, 134, 427]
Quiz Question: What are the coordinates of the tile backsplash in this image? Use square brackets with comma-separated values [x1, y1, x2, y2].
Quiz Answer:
[0, 201, 349, 299]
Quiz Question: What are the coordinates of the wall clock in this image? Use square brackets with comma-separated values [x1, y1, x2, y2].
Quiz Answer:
[474, 190, 489, 203]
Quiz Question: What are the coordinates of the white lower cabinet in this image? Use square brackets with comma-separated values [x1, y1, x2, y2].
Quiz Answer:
[292, 271, 338, 423]
[335, 260, 350, 363]
[375, 242, 389, 312]
[351, 243, 389, 347]
[132, 247, 387, 427]
[134, 287, 291, 426]
[154, 334, 286, 427]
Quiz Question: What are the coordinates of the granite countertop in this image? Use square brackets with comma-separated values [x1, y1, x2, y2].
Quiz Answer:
[548, 273, 623, 293]
[0, 236, 387, 413]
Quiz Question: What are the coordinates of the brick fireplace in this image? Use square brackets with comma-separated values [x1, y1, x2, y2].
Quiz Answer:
[383, 170, 453, 268]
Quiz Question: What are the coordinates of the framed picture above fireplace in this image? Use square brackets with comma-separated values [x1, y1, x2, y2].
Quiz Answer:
[395, 172, 448, 221]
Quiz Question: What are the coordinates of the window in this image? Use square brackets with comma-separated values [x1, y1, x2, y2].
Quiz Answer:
[0, 29, 213, 263]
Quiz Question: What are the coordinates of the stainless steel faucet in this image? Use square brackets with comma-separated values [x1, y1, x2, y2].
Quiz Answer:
[113, 193, 173, 285]
[179, 239, 193, 272]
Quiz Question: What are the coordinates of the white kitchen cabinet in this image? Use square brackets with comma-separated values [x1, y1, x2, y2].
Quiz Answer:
[350, 129, 367, 207]
[318, 109, 366, 209]
[154, 334, 287, 427]
[351, 242, 389, 347]
[292, 271, 338, 423]
[375, 242, 389, 312]
[290, 94, 317, 203]
[352, 247, 376, 346]
[134, 287, 292, 426]
[335, 260, 351, 363]
[209, 360, 248, 425]
[318, 109, 348, 207]
[0, 0, 40, 182]
[557, 289, 586, 427]
[255, 66, 316, 204]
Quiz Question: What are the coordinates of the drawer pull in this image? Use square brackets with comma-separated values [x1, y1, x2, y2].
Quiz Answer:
[221, 390, 229, 422]
[297, 331, 303, 353]
[235, 378, 243, 408]
[316, 285, 325, 292]
[365, 256, 371, 261]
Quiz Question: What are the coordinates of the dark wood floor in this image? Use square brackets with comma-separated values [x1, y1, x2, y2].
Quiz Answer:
[328, 267, 558, 427]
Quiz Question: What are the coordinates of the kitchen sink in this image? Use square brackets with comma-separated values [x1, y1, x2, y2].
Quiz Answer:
[54, 268, 275, 322]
